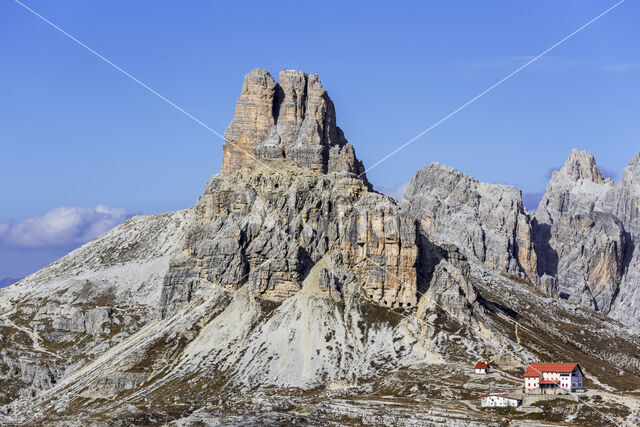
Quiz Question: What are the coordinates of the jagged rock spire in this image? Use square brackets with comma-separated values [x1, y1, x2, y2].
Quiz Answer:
[402, 162, 538, 283]
[622, 152, 640, 183]
[556, 148, 604, 183]
[221, 69, 368, 183]
[536, 149, 611, 223]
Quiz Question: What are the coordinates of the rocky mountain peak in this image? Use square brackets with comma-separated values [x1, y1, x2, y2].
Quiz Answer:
[221, 68, 368, 185]
[622, 152, 640, 183]
[402, 162, 537, 283]
[556, 149, 604, 184]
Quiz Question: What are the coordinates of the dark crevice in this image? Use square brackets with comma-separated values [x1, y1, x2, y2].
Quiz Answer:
[532, 218, 558, 277]
[273, 84, 285, 124]
[415, 225, 447, 297]
[476, 292, 520, 320]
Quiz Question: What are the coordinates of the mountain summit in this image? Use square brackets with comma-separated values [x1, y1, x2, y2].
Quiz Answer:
[221, 69, 368, 184]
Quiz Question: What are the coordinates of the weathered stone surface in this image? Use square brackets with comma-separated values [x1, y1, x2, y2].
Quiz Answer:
[0, 210, 193, 407]
[161, 161, 419, 317]
[596, 152, 640, 236]
[542, 212, 626, 311]
[402, 162, 537, 282]
[221, 69, 276, 175]
[595, 153, 640, 327]
[535, 149, 640, 327]
[536, 149, 614, 225]
[401, 151, 640, 331]
[418, 259, 477, 325]
[52, 307, 113, 336]
[220, 69, 368, 183]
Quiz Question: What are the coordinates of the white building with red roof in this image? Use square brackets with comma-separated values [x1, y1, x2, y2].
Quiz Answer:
[475, 361, 489, 374]
[523, 362, 583, 394]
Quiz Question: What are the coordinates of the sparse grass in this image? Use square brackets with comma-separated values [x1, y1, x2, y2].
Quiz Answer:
[358, 298, 405, 329]
[257, 297, 281, 318]
[477, 276, 640, 393]
[482, 406, 519, 416]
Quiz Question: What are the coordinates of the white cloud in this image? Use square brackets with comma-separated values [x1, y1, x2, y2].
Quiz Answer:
[375, 181, 410, 200]
[0, 205, 134, 249]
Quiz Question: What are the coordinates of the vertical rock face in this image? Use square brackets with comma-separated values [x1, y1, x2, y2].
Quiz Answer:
[221, 69, 368, 184]
[597, 152, 640, 236]
[534, 149, 640, 324]
[221, 69, 277, 173]
[400, 151, 640, 331]
[534, 150, 620, 309]
[535, 149, 613, 225]
[539, 212, 626, 310]
[594, 154, 640, 326]
[160, 163, 422, 318]
[401, 163, 537, 282]
[560, 149, 604, 183]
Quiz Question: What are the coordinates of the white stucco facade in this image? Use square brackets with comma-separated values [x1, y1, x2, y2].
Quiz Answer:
[481, 394, 521, 408]
[524, 363, 583, 394]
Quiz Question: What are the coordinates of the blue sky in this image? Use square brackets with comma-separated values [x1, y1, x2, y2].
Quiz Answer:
[1, 0, 638, 279]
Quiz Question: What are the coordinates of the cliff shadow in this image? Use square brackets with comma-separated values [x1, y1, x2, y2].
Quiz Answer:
[621, 229, 636, 276]
[531, 218, 558, 278]
[415, 225, 447, 296]
[272, 83, 285, 123]
[475, 292, 520, 320]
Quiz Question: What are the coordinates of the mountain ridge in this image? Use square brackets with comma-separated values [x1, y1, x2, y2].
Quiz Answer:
[1, 69, 639, 425]
[403, 148, 640, 331]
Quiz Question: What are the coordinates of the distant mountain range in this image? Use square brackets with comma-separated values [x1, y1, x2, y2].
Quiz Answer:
[0, 277, 22, 288]
[0, 277, 21, 288]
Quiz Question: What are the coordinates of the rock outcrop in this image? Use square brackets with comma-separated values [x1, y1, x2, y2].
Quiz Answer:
[536, 149, 614, 225]
[402, 162, 537, 283]
[221, 69, 367, 184]
[0, 210, 193, 407]
[537, 212, 626, 310]
[598, 154, 640, 327]
[535, 149, 640, 329]
[534, 150, 637, 318]
[402, 150, 640, 331]
[3, 69, 640, 425]
[161, 161, 420, 318]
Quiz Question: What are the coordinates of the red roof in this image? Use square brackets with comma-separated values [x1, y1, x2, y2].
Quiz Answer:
[475, 363, 489, 369]
[539, 379, 560, 385]
[523, 363, 579, 377]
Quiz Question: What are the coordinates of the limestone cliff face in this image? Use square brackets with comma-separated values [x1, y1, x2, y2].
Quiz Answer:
[536, 149, 614, 225]
[401, 150, 640, 331]
[161, 162, 420, 318]
[221, 69, 367, 183]
[220, 69, 276, 174]
[594, 155, 640, 326]
[534, 150, 632, 314]
[538, 212, 626, 310]
[532, 149, 640, 328]
[597, 152, 640, 237]
[401, 163, 537, 283]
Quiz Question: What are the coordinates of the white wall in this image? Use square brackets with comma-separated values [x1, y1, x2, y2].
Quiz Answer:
[481, 396, 520, 407]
